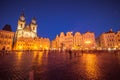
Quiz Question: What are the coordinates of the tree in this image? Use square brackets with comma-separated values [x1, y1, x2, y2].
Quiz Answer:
[2, 24, 12, 31]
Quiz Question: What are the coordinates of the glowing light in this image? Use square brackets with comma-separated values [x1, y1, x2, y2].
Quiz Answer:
[108, 48, 111, 51]
[85, 41, 91, 44]
[40, 45, 42, 47]
[19, 46, 22, 49]
[83, 54, 100, 79]
[45, 47, 48, 50]
[34, 46, 38, 49]
[72, 47, 75, 50]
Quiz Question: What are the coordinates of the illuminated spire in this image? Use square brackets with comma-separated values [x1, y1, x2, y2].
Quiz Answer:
[21, 9, 25, 16]
[19, 10, 25, 21]
[31, 17, 36, 24]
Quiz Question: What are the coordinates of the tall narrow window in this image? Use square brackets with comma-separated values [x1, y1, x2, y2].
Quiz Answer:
[33, 27, 35, 30]
[21, 24, 22, 28]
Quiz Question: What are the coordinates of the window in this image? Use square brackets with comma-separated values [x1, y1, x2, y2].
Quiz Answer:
[33, 27, 35, 30]
[21, 24, 22, 28]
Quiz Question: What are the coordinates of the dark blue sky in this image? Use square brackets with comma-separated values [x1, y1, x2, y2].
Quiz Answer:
[0, 0, 120, 40]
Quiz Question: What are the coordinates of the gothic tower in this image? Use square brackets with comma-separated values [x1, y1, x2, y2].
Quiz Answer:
[17, 12, 26, 30]
[30, 17, 37, 33]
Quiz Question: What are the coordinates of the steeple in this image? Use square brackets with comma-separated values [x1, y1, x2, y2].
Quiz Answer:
[30, 17, 37, 33]
[17, 11, 26, 30]
[31, 17, 37, 24]
[19, 11, 25, 21]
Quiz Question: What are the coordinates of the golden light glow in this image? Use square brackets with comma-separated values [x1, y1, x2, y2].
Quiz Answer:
[19, 46, 23, 50]
[40, 45, 42, 47]
[85, 41, 91, 44]
[32, 51, 44, 65]
[15, 52, 23, 67]
[45, 47, 48, 50]
[38, 52, 44, 64]
[83, 54, 100, 79]
[17, 52, 22, 61]
[34, 45, 38, 50]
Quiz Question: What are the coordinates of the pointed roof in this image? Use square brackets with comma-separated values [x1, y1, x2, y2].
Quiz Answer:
[32, 17, 36, 20]
[19, 10, 25, 21]
[31, 17, 37, 24]
[21, 10, 25, 17]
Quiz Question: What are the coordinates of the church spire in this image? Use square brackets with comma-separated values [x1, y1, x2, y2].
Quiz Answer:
[21, 10, 25, 17]
[17, 11, 26, 30]
[19, 10, 25, 21]
[30, 17, 37, 33]
[31, 17, 37, 24]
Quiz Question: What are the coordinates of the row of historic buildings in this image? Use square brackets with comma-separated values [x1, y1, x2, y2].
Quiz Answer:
[0, 13, 120, 51]
[51, 32, 96, 50]
[51, 29, 120, 50]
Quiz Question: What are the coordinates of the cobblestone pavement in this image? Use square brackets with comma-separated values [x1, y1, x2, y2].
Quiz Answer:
[0, 51, 120, 80]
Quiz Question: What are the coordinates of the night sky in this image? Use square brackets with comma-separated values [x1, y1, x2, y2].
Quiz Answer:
[0, 0, 120, 40]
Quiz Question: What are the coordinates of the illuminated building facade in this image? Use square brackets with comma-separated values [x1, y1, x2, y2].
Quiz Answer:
[0, 30, 14, 50]
[1, 12, 119, 51]
[99, 29, 117, 50]
[73, 32, 83, 50]
[13, 37, 50, 50]
[116, 31, 120, 49]
[15, 12, 37, 39]
[82, 32, 96, 50]
[12, 12, 50, 50]
[52, 31, 96, 50]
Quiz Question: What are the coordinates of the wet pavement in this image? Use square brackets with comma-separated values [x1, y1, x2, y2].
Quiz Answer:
[0, 50, 120, 80]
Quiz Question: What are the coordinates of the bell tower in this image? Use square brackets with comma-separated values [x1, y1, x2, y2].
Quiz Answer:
[17, 11, 26, 30]
[30, 17, 37, 33]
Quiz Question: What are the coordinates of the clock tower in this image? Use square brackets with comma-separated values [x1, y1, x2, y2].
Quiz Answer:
[17, 11, 26, 30]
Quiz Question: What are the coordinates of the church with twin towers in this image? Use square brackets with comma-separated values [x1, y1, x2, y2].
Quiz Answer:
[13, 12, 50, 50]
[16, 12, 37, 38]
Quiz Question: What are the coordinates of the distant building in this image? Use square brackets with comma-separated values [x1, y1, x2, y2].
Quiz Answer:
[115, 31, 120, 49]
[15, 12, 37, 39]
[0, 30, 14, 50]
[99, 29, 116, 50]
[73, 32, 82, 50]
[52, 31, 96, 50]
[13, 37, 50, 50]
[13, 12, 50, 50]
[82, 32, 96, 50]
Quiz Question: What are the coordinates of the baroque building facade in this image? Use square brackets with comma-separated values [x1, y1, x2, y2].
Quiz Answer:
[51, 31, 96, 50]
[12, 13, 50, 50]
[116, 31, 120, 49]
[0, 30, 14, 50]
[98, 29, 120, 50]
